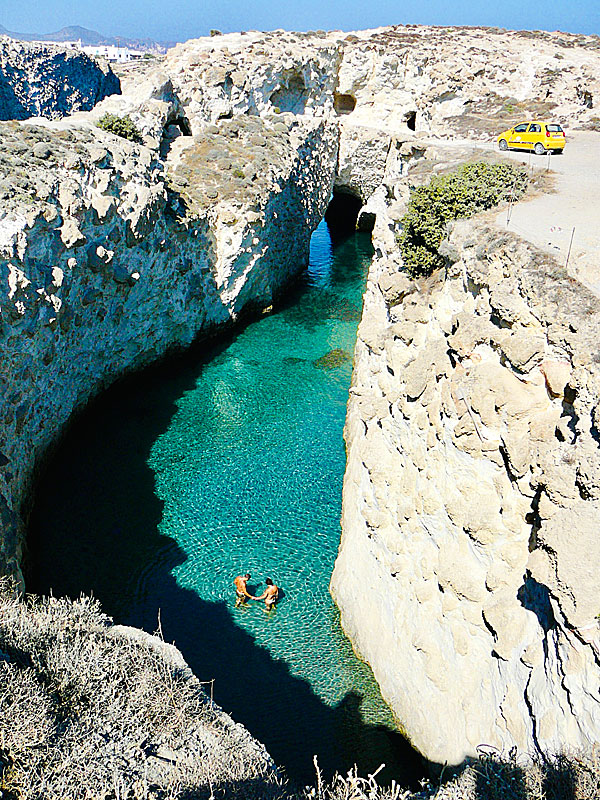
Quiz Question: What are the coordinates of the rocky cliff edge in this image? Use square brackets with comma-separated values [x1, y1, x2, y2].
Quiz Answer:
[331, 148, 600, 764]
[0, 37, 120, 121]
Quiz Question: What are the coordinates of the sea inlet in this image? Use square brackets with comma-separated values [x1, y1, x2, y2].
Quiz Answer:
[29, 219, 421, 786]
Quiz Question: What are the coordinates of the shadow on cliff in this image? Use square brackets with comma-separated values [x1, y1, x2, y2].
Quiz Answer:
[26, 319, 423, 790]
[0, 74, 30, 121]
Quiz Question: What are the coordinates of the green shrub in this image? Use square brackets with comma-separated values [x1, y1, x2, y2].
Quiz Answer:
[96, 113, 143, 143]
[398, 161, 528, 276]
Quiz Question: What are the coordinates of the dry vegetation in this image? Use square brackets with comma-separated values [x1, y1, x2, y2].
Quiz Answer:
[0, 579, 273, 799]
[1, 580, 600, 800]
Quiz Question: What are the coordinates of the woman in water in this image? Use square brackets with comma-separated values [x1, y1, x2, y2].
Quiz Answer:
[254, 577, 279, 611]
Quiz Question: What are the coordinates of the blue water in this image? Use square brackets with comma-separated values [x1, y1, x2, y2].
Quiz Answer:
[29, 221, 420, 787]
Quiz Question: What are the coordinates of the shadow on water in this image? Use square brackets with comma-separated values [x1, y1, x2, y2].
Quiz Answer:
[27, 348, 422, 787]
[27, 306, 423, 791]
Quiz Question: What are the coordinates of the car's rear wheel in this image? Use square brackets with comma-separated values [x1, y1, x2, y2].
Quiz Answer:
[534, 142, 546, 155]
[499, 139, 508, 151]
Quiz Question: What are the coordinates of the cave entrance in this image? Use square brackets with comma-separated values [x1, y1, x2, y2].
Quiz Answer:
[171, 115, 192, 136]
[334, 93, 356, 115]
[324, 190, 363, 237]
[270, 71, 308, 114]
[405, 110, 417, 131]
[160, 114, 193, 157]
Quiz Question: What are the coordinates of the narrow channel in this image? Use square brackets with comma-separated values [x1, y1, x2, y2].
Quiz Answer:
[28, 219, 421, 786]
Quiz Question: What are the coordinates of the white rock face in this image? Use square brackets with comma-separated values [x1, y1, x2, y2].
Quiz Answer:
[96, 26, 600, 151]
[0, 111, 337, 580]
[331, 178, 600, 763]
[335, 26, 600, 137]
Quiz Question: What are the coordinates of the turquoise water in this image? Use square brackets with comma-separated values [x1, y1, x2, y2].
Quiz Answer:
[29, 221, 420, 786]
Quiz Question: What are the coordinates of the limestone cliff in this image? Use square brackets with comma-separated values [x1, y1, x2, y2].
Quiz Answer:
[331, 164, 600, 763]
[0, 111, 337, 580]
[0, 38, 120, 121]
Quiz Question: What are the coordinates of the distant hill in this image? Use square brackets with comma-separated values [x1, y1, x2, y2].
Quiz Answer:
[0, 23, 175, 52]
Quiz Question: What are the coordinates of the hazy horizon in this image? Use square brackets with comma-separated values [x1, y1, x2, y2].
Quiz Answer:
[1, 0, 598, 44]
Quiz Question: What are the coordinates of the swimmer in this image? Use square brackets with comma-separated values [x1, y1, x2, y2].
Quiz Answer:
[234, 573, 253, 607]
[254, 577, 279, 611]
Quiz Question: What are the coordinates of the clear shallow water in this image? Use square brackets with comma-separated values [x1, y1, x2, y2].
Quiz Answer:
[29, 221, 421, 786]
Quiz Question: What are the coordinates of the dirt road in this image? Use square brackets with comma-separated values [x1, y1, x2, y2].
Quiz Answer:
[491, 131, 600, 294]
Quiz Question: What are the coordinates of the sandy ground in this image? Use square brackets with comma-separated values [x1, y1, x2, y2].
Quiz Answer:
[489, 131, 600, 295]
[416, 130, 600, 295]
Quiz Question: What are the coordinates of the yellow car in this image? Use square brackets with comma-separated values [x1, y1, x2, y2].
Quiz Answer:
[497, 121, 566, 154]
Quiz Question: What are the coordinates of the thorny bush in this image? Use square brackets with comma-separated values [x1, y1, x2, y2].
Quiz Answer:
[398, 161, 528, 276]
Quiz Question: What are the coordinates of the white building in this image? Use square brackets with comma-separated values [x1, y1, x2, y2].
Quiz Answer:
[24, 38, 145, 63]
[80, 44, 145, 63]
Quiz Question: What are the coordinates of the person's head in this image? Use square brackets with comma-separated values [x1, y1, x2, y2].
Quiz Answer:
[244, 573, 251, 580]
[265, 577, 273, 586]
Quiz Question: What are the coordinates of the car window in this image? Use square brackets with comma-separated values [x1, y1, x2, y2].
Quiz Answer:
[514, 124, 528, 132]
[528, 124, 541, 133]
[547, 124, 563, 132]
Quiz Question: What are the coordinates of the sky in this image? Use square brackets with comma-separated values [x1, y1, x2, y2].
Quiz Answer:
[0, 0, 598, 43]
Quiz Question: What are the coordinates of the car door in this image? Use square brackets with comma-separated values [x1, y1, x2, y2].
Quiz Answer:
[523, 123, 542, 150]
[509, 123, 529, 148]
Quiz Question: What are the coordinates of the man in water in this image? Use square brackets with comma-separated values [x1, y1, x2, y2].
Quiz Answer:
[234, 573, 253, 607]
[254, 577, 279, 611]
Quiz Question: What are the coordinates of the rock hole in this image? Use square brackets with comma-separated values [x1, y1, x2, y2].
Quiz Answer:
[490, 312, 513, 330]
[218, 110, 233, 120]
[405, 110, 417, 131]
[554, 425, 565, 442]
[525, 487, 543, 552]
[334, 92, 356, 114]
[160, 114, 193, 157]
[325, 189, 363, 235]
[356, 210, 376, 233]
[517, 573, 556, 633]
[270, 71, 308, 114]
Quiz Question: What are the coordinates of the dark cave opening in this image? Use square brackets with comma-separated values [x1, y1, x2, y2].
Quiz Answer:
[405, 110, 417, 131]
[160, 114, 193, 157]
[324, 190, 363, 235]
[172, 115, 192, 136]
[270, 71, 308, 114]
[334, 93, 357, 115]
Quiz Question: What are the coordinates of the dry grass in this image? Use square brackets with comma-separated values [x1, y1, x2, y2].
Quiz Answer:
[0, 579, 274, 799]
[294, 749, 600, 800]
[2, 580, 600, 800]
